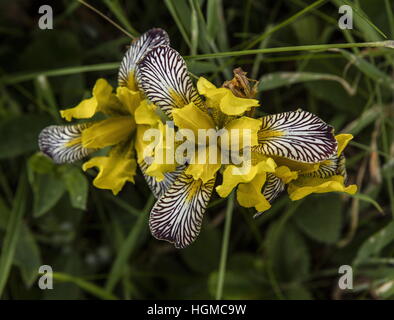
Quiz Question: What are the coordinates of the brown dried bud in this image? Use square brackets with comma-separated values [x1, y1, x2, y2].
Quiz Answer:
[222, 67, 259, 99]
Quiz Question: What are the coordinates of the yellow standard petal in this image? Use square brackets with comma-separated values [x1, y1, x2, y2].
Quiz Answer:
[222, 116, 262, 150]
[335, 133, 353, 156]
[237, 172, 271, 212]
[134, 100, 161, 126]
[216, 158, 276, 198]
[60, 78, 118, 121]
[288, 175, 357, 201]
[274, 166, 298, 184]
[144, 122, 177, 182]
[116, 86, 142, 115]
[197, 77, 259, 116]
[185, 144, 221, 183]
[82, 141, 137, 195]
[81, 116, 135, 149]
[172, 102, 215, 137]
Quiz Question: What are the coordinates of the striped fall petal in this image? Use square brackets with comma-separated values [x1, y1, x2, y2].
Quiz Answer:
[139, 160, 186, 199]
[252, 109, 337, 163]
[149, 170, 215, 249]
[38, 123, 95, 164]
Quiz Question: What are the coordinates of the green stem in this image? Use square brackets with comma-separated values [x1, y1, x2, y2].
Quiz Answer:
[105, 195, 155, 293]
[215, 191, 234, 300]
[52, 272, 118, 300]
[186, 41, 394, 60]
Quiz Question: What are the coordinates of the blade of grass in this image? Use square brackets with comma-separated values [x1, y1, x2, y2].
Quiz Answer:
[188, 0, 199, 55]
[164, 0, 192, 49]
[102, 0, 139, 37]
[52, 272, 118, 300]
[347, 193, 383, 214]
[385, 0, 394, 38]
[0, 171, 27, 297]
[215, 191, 234, 300]
[186, 41, 394, 60]
[105, 195, 155, 293]
[2, 62, 119, 85]
[244, 0, 328, 49]
[78, 0, 136, 39]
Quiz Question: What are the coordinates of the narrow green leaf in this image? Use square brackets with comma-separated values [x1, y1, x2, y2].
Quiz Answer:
[53, 272, 117, 300]
[348, 193, 384, 214]
[354, 221, 394, 266]
[259, 71, 355, 95]
[0, 172, 27, 297]
[186, 41, 394, 60]
[105, 195, 155, 292]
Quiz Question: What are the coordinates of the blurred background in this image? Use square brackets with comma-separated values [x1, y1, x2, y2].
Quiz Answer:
[0, 0, 393, 299]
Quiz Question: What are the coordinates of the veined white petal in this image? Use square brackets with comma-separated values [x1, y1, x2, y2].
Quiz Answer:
[254, 173, 284, 218]
[139, 160, 185, 199]
[149, 171, 215, 248]
[252, 110, 337, 163]
[38, 123, 94, 164]
[136, 45, 204, 119]
[118, 28, 170, 87]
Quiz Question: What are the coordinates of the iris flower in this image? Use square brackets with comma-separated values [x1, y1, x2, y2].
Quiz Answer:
[39, 28, 170, 195]
[38, 27, 357, 249]
[135, 43, 357, 248]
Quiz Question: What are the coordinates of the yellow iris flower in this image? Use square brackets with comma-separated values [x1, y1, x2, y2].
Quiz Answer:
[60, 78, 139, 195]
[39, 28, 358, 249]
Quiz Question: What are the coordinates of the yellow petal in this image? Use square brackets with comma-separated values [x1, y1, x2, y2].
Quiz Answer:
[144, 122, 177, 182]
[220, 90, 259, 116]
[270, 156, 320, 174]
[81, 116, 135, 149]
[288, 175, 357, 201]
[82, 142, 137, 195]
[185, 145, 221, 183]
[145, 162, 177, 182]
[237, 172, 271, 212]
[216, 158, 276, 198]
[134, 100, 160, 126]
[335, 134, 353, 156]
[172, 102, 215, 136]
[60, 96, 98, 122]
[197, 77, 259, 116]
[275, 166, 298, 184]
[60, 79, 121, 121]
[116, 86, 142, 115]
[222, 116, 261, 150]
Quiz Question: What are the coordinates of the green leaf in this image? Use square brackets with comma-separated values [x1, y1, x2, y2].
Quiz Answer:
[61, 166, 88, 211]
[348, 193, 383, 213]
[14, 223, 42, 287]
[28, 153, 55, 174]
[33, 173, 66, 218]
[354, 221, 394, 266]
[293, 194, 343, 244]
[181, 225, 220, 274]
[259, 71, 354, 95]
[0, 114, 52, 159]
[0, 173, 27, 296]
[334, 49, 394, 91]
[266, 221, 310, 281]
